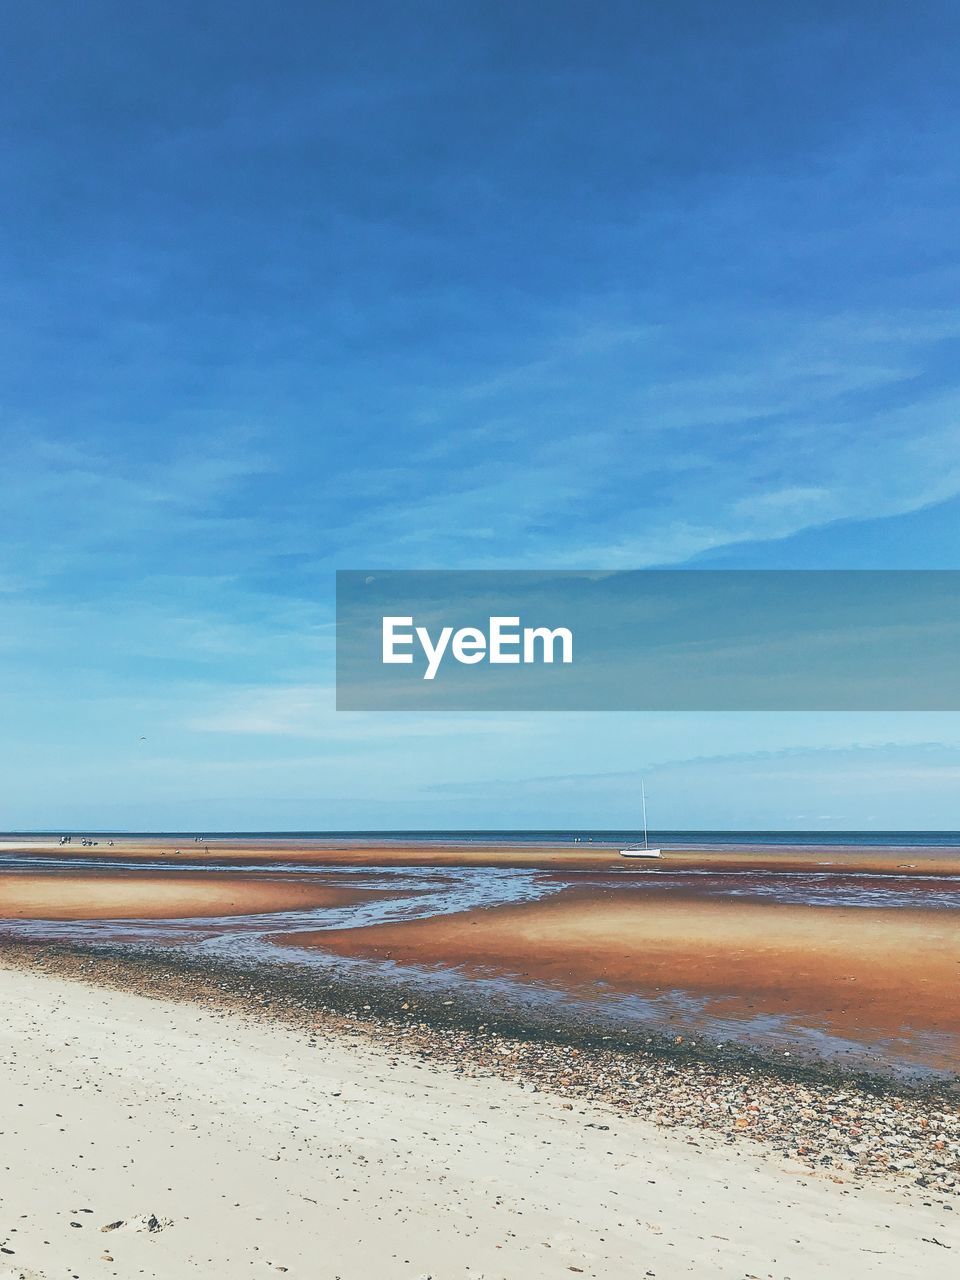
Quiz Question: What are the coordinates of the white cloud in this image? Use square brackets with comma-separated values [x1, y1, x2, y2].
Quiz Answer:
[185, 682, 528, 741]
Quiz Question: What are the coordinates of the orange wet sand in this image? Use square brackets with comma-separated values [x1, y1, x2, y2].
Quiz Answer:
[0, 873, 380, 921]
[3, 838, 960, 876]
[281, 889, 960, 1059]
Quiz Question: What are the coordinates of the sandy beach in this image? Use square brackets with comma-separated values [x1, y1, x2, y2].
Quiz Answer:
[0, 872, 384, 920]
[0, 961, 956, 1280]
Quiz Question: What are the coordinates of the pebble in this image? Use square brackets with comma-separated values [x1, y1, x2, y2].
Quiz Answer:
[13, 942, 959, 1199]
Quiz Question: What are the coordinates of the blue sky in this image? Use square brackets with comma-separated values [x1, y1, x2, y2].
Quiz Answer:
[3, 2, 960, 829]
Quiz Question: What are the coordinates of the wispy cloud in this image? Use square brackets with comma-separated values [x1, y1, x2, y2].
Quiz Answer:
[0, 430, 278, 594]
[185, 683, 527, 740]
[317, 306, 960, 570]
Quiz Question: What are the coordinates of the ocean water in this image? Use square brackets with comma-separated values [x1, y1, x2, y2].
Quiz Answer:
[7, 828, 960, 849]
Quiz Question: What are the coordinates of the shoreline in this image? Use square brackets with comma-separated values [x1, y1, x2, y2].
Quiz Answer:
[289, 887, 960, 1075]
[3, 939, 957, 1200]
[3, 841, 957, 1084]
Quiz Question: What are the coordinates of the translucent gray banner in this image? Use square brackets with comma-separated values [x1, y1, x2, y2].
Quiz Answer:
[335, 570, 960, 711]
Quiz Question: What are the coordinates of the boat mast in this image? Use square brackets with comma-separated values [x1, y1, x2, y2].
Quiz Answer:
[641, 778, 649, 851]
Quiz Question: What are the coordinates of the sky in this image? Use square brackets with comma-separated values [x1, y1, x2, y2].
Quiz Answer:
[3, 2, 960, 830]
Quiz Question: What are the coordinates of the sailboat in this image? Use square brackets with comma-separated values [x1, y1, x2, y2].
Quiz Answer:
[620, 780, 662, 858]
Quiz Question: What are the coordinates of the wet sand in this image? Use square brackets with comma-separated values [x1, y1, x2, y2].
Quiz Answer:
[286, 889, 960, 1067]
[0, 962, 956, 1279]
[0, 872, 381, 920]
[5, 836, 960, 875]
[3, 839, 956, 1075]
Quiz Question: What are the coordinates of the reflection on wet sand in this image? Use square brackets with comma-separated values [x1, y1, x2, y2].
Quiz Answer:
[0, 872, 385, 920]
[282, 888, 960, 1071]
[1, 837, 958, 1078]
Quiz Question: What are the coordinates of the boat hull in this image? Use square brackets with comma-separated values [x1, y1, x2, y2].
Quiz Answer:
[619, 849, 662, 859]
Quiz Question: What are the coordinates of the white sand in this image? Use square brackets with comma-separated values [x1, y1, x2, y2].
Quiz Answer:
[0, 965, 955, 1279]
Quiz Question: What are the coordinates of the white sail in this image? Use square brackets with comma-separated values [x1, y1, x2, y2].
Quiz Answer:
[621, 777, 662, 858]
